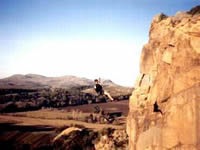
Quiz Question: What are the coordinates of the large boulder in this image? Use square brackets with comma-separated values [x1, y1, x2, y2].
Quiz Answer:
[127, 6, 200, 150]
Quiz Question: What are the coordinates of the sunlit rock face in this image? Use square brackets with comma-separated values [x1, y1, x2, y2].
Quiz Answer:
[127, 6, 200, 150]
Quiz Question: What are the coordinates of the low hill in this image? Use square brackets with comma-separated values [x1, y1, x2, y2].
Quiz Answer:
[0, 74, 133, 112]
[0, 74, 132, 96]
[0, 74, 102, 89]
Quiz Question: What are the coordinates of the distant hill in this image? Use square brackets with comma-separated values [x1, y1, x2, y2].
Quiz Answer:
[0, 74, 133, 112]
[0, 74, 118, 89]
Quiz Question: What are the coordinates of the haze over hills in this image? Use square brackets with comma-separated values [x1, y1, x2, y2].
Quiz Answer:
[0, 73, 121, 89]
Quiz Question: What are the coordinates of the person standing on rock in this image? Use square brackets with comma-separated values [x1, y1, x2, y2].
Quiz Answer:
[94, 79, 114, 101]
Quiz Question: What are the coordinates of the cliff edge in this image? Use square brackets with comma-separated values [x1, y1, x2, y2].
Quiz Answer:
[127, 6, 200, 150]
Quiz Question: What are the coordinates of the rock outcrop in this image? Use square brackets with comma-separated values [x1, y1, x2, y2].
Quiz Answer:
[127, 6, 200, 150]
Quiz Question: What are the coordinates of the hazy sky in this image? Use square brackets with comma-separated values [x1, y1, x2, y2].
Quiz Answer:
[0, 0, 199, 86]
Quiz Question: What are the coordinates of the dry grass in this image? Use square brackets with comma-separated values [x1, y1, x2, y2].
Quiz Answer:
[8, 109, 89, 121]
[0, 114, 124, 131]
[66, 109, 85, 121]
[0, 101, 128, 131]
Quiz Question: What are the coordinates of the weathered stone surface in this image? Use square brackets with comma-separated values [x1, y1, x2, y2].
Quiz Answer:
[162, 50, 172, 64]
[53, 127, 82, 141]
[140, 45, 155, 74]
[127, 6, 200, 150]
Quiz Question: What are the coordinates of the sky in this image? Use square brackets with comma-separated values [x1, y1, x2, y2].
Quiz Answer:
[0, 0, 199, 86]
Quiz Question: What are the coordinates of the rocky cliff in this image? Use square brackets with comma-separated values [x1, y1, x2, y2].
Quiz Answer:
[127, 6, 200, 150]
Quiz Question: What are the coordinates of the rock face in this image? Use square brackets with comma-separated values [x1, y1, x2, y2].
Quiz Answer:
[127, 6, 200, 150]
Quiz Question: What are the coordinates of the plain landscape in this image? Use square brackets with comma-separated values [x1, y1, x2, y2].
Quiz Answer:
[0, 74, 132, 150]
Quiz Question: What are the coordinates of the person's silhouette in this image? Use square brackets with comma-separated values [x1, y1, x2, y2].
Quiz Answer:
[94, 79, 114, 101]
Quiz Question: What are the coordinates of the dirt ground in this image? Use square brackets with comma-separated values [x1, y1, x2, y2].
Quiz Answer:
[0, 100, 129, 149]
[0, 100, 129, 130]
[62, 100, 129, 115]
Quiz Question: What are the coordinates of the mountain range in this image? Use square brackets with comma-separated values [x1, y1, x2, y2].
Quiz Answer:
[0, 74, 117, 89]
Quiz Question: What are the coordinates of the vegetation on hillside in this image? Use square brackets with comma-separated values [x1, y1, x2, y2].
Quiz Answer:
[0, 86, 132, 113]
